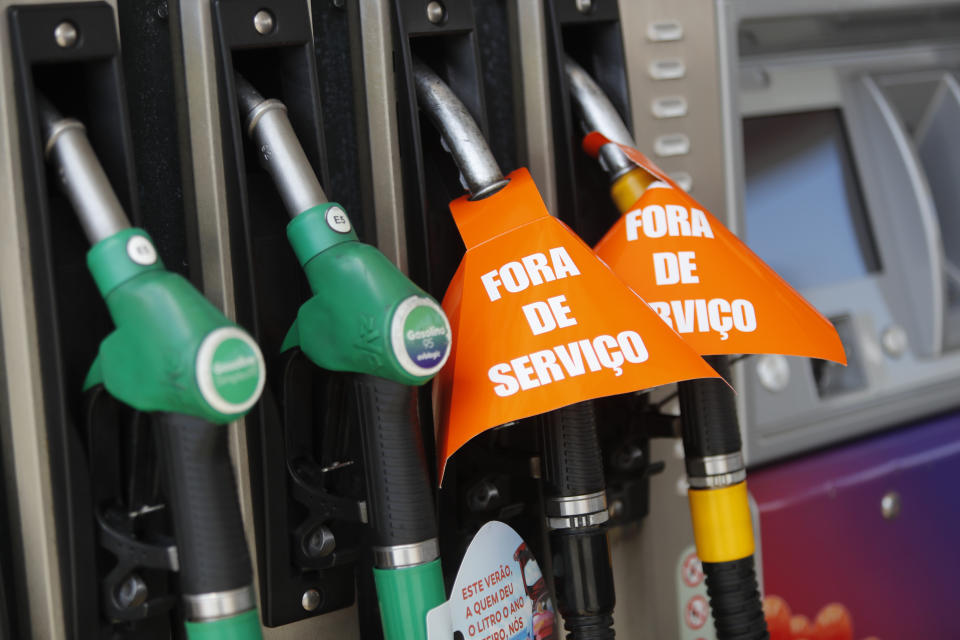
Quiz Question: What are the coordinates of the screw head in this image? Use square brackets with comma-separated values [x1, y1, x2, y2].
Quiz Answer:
[881, 491, 901, 520]
[303, 525, 336, 559]
[756, 354, 790, 392]
[426, 1, 446, 24]
[575, 0, 593, 15]
[467, 480, 500, 512]
[614, 443, 644, 471]
[302, 588, 322, 612]
[881, 325, 907, 358]
[114, 574, 148, 610]
[54, 21, 78, 48]
[608, 499, 624, 519]
[253, 9, 275, 35]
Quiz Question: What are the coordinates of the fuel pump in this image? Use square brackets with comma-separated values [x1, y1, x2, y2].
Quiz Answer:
[37, 96, 266, 639]
[412, 58, 618, 639]
[564, 57, 769, 640]
[233, 72, 450, 640]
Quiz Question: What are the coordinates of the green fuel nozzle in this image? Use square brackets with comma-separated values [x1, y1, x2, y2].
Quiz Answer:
[237, 74, 449, 640]
[38, 95, 265, 423]
[235, 73, 450, 386]
[38, 94, 265, 638]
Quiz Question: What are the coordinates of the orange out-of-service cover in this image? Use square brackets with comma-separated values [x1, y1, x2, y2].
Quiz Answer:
[587, 132, 846, 365]
[433, 167, 719, 482]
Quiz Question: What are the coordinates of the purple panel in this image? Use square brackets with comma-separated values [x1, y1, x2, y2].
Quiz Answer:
[749, 411, 960, 639]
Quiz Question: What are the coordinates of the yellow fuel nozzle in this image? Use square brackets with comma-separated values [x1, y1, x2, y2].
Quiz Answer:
[611, 167, 657, 214]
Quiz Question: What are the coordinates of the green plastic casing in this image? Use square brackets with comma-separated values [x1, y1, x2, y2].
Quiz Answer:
[83, 228, 264, 424]
[283, 203, 450, 386]
[184, 609, 262, 640]
[373, 560, 446, 640]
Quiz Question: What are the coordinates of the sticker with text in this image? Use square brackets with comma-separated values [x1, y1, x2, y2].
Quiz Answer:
[426, 521, 556, 640]
[587, 132, 845, 364]
[434, 168, 717, 481]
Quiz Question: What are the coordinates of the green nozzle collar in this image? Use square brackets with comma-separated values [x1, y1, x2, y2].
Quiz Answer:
[87, 228, 165, 296]
[286, 203, 359, 267]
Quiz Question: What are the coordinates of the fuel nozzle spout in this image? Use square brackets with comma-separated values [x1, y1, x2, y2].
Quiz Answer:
[564, 57, 640, 184]
[37, 94, 131, 244]
[234, 73, 328, 217]
[411, 58, 509, 200]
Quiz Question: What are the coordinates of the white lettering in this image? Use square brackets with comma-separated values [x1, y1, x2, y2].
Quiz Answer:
[489, 363, 519, 397]
[553, 343, 586, 377]
[593, 335, 625, 376]
[666, 204, 691, 237]
[501, 262, 529, 293]
[690, 208, 714, 238]
[653, 252, 680, 285]
[481, 270, 503, 301]
[549, 247, 581, 279]
[732, 299, 757, 332]
[521, 301, 556, 335]
[547, 295, 577, 329]
[617, 331, 648, 363]
[678, 251, 699, 283]
[650, 298, 758, 339]
[529, 349, 564, 384]
[624, 203, 715, 240]
[520, 253, 556, 286]
[488, 332, 651, 395]
[480, 247, 581, 301]
[510, 356, 539, 390]
[643, 205, 667, 237]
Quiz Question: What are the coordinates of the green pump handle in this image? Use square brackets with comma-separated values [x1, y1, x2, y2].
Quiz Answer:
[39, 97, 264, 639]
[237, 74, 449, 640]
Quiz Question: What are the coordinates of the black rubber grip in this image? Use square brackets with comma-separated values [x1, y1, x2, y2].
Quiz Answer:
[550, 527, 616, 640]
[678, 356, 741, 459]
[701, 555, 769, 640]
[540, 401, 606, 498]
[152, 413, 252, 596]
[355, 374, 437, 548]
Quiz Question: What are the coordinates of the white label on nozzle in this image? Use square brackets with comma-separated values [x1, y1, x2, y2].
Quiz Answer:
[196, 327, 266, 415]
[391, 296, 451, 377]
[126, 235, 158, 265]
[325, 205, 352, 234]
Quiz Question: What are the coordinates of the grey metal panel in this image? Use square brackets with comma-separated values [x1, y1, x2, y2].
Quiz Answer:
[915, 74, 960, 350]
[360, 0, 409, 272]
[516, 0, 557, 214]
[619, 0, 728, 219]
[0, 2, 121, 637]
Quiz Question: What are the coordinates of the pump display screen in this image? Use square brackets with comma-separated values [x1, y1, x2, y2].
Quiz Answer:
[743, 109, 881, 290]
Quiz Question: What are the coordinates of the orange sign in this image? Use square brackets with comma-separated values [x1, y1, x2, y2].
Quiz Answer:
[587, 132, 846, 364]
[434, 168, 718, 481]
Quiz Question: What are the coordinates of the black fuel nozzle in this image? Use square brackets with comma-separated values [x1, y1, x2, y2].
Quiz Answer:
[563, 60, 769, 640]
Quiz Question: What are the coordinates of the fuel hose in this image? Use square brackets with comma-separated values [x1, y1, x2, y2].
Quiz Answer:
[413, 58, 616, 640]
[564, 58, 768, 640]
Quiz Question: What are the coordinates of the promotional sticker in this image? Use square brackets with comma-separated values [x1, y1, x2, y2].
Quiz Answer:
[426, 521, 557, 640]
[434, 168, 718, 480]
[587, 132, 845, 364]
